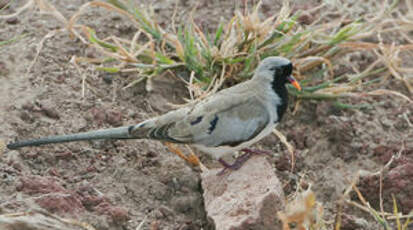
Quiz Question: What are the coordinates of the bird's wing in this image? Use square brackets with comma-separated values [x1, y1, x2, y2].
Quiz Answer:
[133, 87, 271, 147]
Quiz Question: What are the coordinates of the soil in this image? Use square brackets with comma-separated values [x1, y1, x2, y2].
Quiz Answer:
[1, 0, 412, 230]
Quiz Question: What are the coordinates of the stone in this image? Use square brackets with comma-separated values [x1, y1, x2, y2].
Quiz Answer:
[201, 156, 285, 230]
[0, 209, 90, 230]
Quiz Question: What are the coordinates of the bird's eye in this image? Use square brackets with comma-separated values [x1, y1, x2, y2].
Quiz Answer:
[269, 66, 277, 71]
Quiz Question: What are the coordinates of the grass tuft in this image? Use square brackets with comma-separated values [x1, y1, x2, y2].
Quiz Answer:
[60, 0, 412, 106]
[4, 0, 411, 105]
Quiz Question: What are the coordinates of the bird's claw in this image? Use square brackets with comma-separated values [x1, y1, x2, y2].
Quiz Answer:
[164, 142, 201, 167]
[217, 148, 272, 175]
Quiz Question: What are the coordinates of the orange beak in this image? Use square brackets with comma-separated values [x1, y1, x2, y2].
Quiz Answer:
[287, 76, 302, 91]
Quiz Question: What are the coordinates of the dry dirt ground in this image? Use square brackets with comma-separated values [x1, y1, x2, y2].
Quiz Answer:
[1, 0, 412, 230]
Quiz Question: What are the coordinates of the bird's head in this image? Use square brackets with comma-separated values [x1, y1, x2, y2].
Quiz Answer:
[254, 56, 301, 91]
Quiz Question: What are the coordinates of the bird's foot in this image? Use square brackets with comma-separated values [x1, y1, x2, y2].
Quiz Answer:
[164, 142, 201, 167]
[217, 152, 252, 175]
[217, 148, 272, 175]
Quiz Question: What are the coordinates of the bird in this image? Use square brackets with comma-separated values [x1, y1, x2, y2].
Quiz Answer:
[7, 56, 301, 172]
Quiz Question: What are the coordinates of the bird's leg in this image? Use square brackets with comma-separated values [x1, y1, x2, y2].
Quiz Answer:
[185, 145, 208, 172]
[217, 152, 252, 175]
[217, 148, 272, 175]
[164, 142, 200, 167]
[185, 145, 201, 166]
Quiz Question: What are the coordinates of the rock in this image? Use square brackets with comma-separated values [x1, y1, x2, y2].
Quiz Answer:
[39, 105, 60, 119]
[94, 202, 129, 224]
[6, 17, 19, 25]
[0, 61, 9, 76]
[34, 193, 85, 214]
[201, 156, 285, 230]
[106, 110, 123, 126]
[171, 194, 203, 214]
[102, 74, 113, 84]
[340, 213, 369, 230]
[0, 209, 92, 230]
[357, 157, 413, 213]
[16, 176, 85, 214]
[16, 176, 66, 195]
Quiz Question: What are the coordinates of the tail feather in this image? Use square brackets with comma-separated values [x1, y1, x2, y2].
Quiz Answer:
[7, 126, 134, 150]
[131, 121, 184, 143]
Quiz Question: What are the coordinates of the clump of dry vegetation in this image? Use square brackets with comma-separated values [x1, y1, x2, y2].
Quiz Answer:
[65, 0, 412, 106]
[3, 0, 412, 105]
[278, 185, 325, 230]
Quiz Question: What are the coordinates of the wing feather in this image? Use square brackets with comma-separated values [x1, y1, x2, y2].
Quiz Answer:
[166, 97, 270, 147]
[133, 81, 271, 147]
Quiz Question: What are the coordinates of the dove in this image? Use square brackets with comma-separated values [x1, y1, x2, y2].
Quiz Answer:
[7, 56, 301, 172]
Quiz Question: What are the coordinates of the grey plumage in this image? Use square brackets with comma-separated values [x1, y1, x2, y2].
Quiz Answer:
[6, 127, 133, 149]
[7, 56, 301, 160]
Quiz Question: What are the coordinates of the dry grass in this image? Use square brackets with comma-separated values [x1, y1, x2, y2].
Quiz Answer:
[334, 149, 413, 230]
[277, 146, 413, 230]
[278, 185, 326, 230]
[341, 178, 413, 230]
[3, 0, 411, 105]
[63, 0, 413, 106]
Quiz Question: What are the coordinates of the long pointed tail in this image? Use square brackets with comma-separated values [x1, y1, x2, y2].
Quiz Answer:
[7, 126, 135, 150]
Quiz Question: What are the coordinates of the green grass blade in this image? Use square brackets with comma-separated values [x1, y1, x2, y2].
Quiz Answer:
[133, 8, 162, 40]
[349, 67, 387, 84]
[402, 211, 412, 230]
[329, 21, 364, 46]
[393, 195, 402, 230]
[368, 206, 391, 230]
[278, 32, 306, 54]
[258, 30, 284, 49]
[333, 101, 373, 110]
[96, 67, 120, 73]
[214, 22, 224, 46]
[106, 0, 129, 12]
[155, 52, 175, 64]
[0, 34, 27, 47]
[87, 28, 118, 52]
